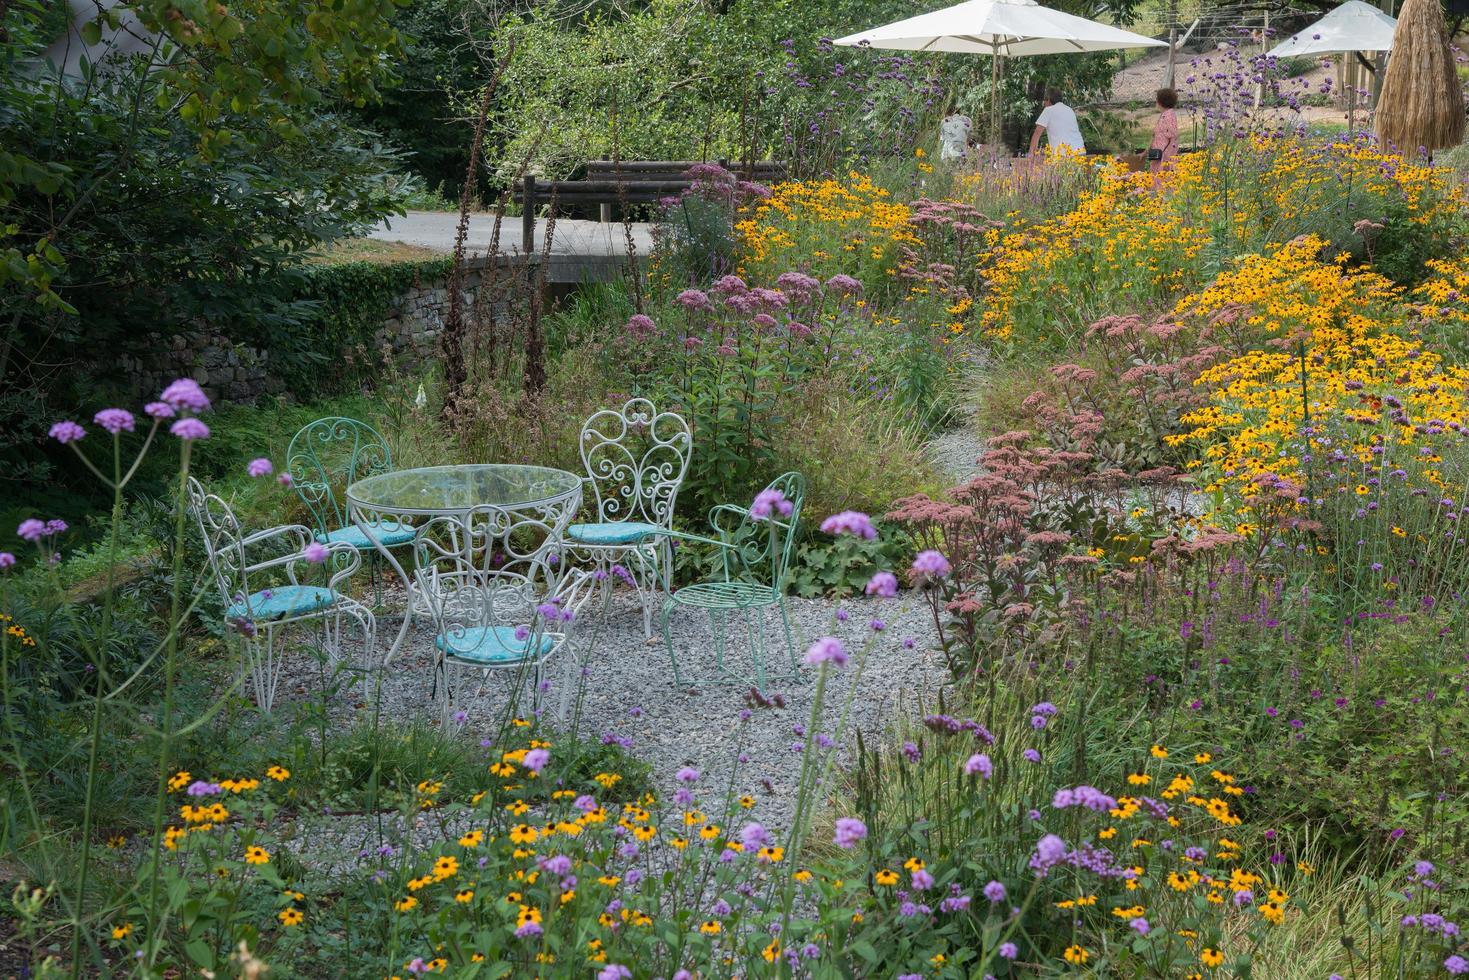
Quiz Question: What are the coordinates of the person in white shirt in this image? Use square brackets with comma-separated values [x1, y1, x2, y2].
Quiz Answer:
[939, 113, 973, 163]
[1028, 87, 1086, 158]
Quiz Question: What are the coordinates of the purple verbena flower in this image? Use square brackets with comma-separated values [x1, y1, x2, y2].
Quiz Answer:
[820, 511, 876, 539]
[49, 421, 86, 444]
[94, 409, 136, 434]
[911, 549, 950, 577]
[833, 817, 867, 848]
[804, 636, 848, 667]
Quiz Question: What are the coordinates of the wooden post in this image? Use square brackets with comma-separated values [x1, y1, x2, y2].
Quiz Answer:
[521, 175, 536, 254]
[1165, 26, 1178, 88]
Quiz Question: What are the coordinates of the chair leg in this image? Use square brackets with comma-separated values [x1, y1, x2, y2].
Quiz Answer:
[439, 661, 456, 727]
[660, 599, 685, 688]
[779, 598, 800, 673]
[249, 626, 282, 715]
[345, 604, 376, 707]
[630, 547, 657, 640]
[710, 608, 728, 679]
[743, 607, 766, 692]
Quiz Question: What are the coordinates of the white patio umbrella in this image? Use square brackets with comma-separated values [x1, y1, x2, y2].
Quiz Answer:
[1266, 1, 1396, 58]
[834, 0, 1165, 145]
[1266, 1, 1398, 131]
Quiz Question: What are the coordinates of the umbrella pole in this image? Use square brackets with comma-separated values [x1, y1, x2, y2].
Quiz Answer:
[991, 48, 1002, 149]
[1348, 53, 1357, 135]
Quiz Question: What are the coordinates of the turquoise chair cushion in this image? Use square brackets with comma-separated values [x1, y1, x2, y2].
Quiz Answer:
[566, 521, 663, 545]
[436, 626, 555, 665]
[316, 520, 415, 549]
[227, 585, 337, 621]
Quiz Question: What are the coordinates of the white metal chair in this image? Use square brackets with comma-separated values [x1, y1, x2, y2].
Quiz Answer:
[567, 398, 692, 638]
[412, 506, 596, 723]
[187, 477, 376, 714]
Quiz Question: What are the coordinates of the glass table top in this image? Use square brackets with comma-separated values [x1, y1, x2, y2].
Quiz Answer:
[347, 464, 583, 515]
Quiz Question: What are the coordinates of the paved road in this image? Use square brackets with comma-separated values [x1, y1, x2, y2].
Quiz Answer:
[369, 210, 656, 257]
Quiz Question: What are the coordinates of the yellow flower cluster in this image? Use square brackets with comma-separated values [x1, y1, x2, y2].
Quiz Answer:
[1169, 237, 1469, 506]
[1, 613, 37, 647]
[735, 172, 919, 278]
[975, 155, 1209, 344]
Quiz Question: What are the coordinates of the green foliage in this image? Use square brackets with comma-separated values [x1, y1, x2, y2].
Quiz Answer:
[267, 258, 453, 393]
[787, 525, 912, 598]
[351, 0, 490, 197]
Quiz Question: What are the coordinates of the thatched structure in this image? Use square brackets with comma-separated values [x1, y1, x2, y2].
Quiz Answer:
[1374, 0, 1466, 154]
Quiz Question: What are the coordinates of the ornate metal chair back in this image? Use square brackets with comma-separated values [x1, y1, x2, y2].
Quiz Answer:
[286, 417, 394, 532]
[578, 398, 692, 528]
[186, 477, 253, 612]
[713, 471, 805, 587]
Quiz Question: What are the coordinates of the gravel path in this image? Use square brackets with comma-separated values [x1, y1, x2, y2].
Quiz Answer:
[269, 587, 949, 854]
[926, 425, 986, 484]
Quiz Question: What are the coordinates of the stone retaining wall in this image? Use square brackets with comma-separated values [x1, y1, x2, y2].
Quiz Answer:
[122, 259, 521, 404]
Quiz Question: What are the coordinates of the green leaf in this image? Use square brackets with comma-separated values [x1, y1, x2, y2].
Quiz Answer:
[80, 19, 103, 45]
[185, 938, 215, 968]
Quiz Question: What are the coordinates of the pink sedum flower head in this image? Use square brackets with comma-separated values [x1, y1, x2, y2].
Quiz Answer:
[912, 549, 951, 577]
[804, 635, 848, 667]
[94, 409, 135, 434]
[278, 472, 294, 488]
[143, 401, 175, 420]
[49, 420, 86, 444]
[16, 519, 46, 542]
[820, 510, 876, 540]
[522, 748, 550, 773]
[864, 571, 898, 597]
[832, 817, 867, 848]
[247, 458, 273, 478]
[825, 273, 863, 296]
[965, 753, 993, 778]
[0, 552, 15, 569]
[750, 488, 793, 520]
[170, 418, 210, 441]
[302, 542, 330, 563]
[159, 378, 210, 413]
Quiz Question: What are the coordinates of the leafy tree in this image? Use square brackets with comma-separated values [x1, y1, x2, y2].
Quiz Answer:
[1, 0, 413, 489]
[351, 0, 494, 198]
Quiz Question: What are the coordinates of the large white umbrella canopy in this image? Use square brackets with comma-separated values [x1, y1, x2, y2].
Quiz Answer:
[1266, 0, 1397, 57]
[833, 0, 1166, 56]
[835, 0, 1163, 148]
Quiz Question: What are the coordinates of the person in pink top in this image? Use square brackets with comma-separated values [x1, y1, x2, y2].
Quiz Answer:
[1148, 87, 1179, 184]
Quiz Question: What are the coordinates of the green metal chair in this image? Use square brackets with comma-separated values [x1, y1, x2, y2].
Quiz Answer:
[660, 471, 805, 691]
[285, 417, 413, 604]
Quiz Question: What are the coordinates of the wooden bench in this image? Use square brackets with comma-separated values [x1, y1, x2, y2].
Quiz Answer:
[515, 159, 788, 253]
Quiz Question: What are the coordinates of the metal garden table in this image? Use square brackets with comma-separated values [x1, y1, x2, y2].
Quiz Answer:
[346, 464, 584, 665]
